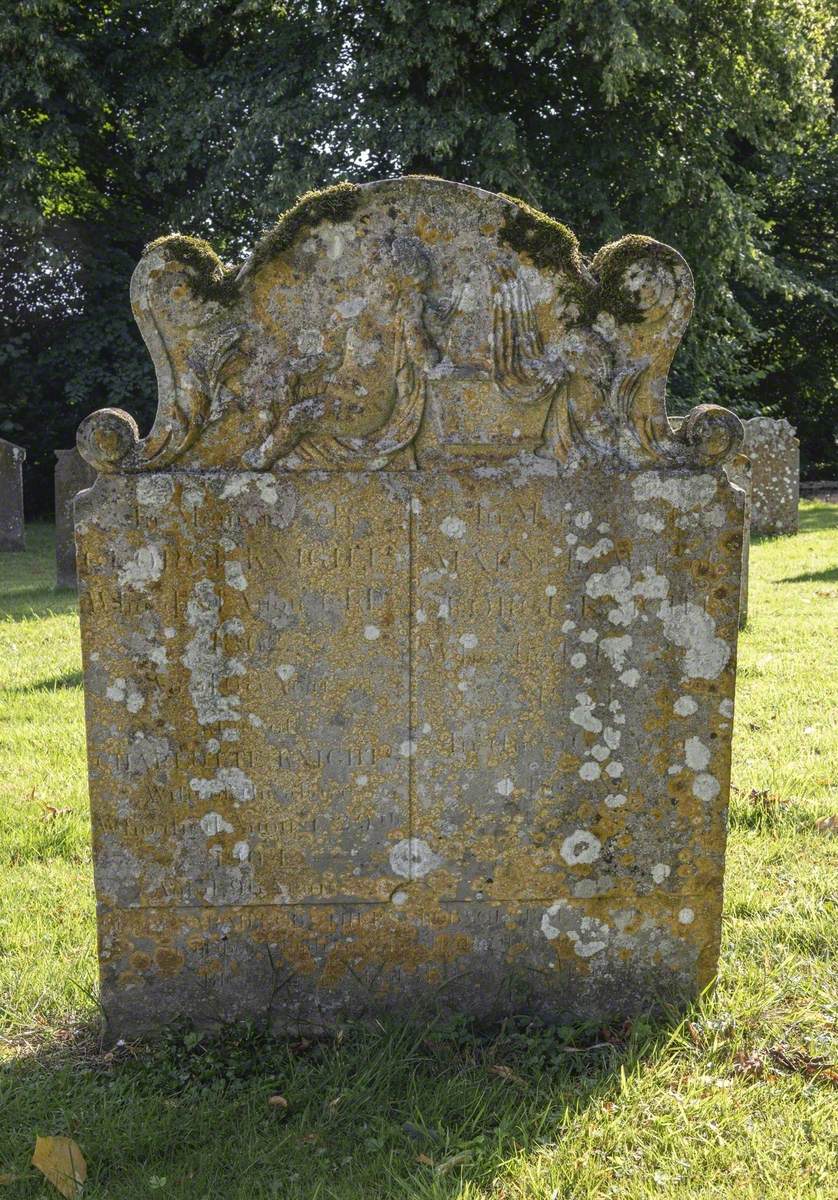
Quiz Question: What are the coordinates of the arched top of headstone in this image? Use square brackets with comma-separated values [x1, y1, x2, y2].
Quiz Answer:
[78, 177, 742, 474]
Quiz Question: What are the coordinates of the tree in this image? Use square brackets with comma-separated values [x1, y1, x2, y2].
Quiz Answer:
[1, 0, 835, 511]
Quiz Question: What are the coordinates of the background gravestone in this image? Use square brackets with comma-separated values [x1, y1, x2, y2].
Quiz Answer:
[55, 449, 97, 589]
[75, 178, 744, 1037]
[726, 454, 752, 627]
[0, 438, 26, 552]
[670, 418, 751, 630]
[743, 417, 799, 535]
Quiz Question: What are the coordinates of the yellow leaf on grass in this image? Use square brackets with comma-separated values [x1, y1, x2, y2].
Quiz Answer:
[815, 815, 838, 835]
[31, 1137, 86, 1198]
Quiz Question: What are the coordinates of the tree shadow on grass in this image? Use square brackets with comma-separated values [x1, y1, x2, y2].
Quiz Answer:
[797, 502, 838, 534]
[0, 1010, 682, 1199]
[9, 668, 85, 692]
[0, 587, 79, 625]
[775, 564, 838, 585]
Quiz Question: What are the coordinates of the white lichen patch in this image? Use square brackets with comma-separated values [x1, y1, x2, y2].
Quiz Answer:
[399, 740, 417, 757]
[276, 664, 296, 682]
[605, 793, 627, 808]
[439, 516, 466, 539]
[636, 511, 665, 533]
[540, 901, 609, 957]
[718, 698, 734, 719]
[363, 624, 381, 640]
[224, 560, 248, 591]
[658, 601, 730, 679]
[684, 737, 711, 771]
[570, 652, 587, 668]
[570, 693, 602, 733]
[692, 773, 720, 801]
[599, 635, 632, 672]
[678, 907, 695, 924]
[575, 537, 613, 563]
[181, 580, 243, 725]
[674, 696, 698, 717]
[495, 778, 514, 796]
[560, 829, 602, 865]
[117, 543, 163, 592]
[652, 863, 671, 884]
[199, 811, 234, 836]
[631, 472, 717, 510]
[136, 475, 174, 506]
[190, 767, 255, 804]
[579, 761, 601, 781]
[389, 837, 443, 879]
[105, 677, 145, 714]
[459, 632, 478, 650]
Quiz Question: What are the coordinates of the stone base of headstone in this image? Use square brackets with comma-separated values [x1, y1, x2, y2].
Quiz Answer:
[54, 449, 97, 589]
[0, 438, 26, 551]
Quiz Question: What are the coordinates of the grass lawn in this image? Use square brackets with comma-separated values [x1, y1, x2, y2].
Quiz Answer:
[0, 510, 836, 1199]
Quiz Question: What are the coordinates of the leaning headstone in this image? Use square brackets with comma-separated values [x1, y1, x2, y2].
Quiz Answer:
[743, 417, 799, 535]
[0, 438, 26, 551]
[55, 449, 97, 589]
[75, 178, 745, 1038]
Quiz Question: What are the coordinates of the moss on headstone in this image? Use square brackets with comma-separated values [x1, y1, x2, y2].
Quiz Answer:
[498, 193, 584, 278]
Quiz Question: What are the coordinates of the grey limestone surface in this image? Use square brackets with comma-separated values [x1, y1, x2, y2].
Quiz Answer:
[0, 438, 26, 552]
[55, 449, 97, 589]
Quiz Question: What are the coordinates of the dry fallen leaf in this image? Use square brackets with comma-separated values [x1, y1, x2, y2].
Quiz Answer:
[732, 1050, 765, 1079]
[267, 1094, 288, 1108]
[769, 1044, 838, 1085]
[815, 815, 838, 835]
[490, 1064, 527, 1086]
[41, 805, 72, 822]
[31, 1136, 86, 1198]
[415, 1153, 434, 1167]
[436, 1150, 471, 1175]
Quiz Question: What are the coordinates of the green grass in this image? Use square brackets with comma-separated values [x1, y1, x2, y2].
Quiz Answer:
[0, 511, 836, 1199]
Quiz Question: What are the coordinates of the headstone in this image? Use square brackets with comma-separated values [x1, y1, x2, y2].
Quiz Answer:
[55, 449, 97, 589]
[743, 417, 799, 535]
[670, 418, 751, 629]
[726, 454, 752, 628]
[75, 178, 745, 1038]
[0, 438, 26, 551]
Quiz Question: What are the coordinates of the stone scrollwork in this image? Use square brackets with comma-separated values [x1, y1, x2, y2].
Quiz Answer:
[77, 178, 742, 474]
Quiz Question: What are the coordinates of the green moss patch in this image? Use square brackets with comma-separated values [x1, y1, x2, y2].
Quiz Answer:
[248, 181, 361, 273]
[145, 183, 362, 303]
[589, 235, 677, 325]
[145, 234, 238, 304]
[498, 193, 584, 278]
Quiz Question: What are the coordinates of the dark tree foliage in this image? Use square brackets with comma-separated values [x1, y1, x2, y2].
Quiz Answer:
[0, 0, 835, 513]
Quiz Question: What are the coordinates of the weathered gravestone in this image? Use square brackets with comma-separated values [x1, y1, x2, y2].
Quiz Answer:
[0, 438, 26, 552]
[743, 417, 799, 535]
[726, 455, 752, 627]
[671, 418, 751, 629]
[75, 179, 745, 1037]
[55, 449, 97, 589]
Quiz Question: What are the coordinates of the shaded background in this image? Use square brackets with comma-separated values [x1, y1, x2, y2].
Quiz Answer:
[1, 0, 835, 515]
